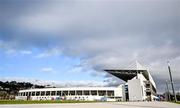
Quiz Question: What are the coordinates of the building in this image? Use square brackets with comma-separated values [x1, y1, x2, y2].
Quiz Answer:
[16, 87, 122, 101]
[16, 61, 157, 101]
[104, 61, 157, 101]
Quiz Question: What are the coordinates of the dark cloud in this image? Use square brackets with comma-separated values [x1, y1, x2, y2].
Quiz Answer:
[0, 0, 180, 93]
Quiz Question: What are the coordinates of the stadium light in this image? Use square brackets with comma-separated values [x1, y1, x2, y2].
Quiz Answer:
[167, 61, 177, 102]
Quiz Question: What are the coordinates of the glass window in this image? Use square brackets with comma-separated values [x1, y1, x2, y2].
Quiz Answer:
[57, 91, 61, 96]
[69, 91, 75, 95]
[62, 91, 68, 96]
[25, 92, 28, 96]
[98, 90, 106, 96]
[36, 91, 40, 96]
[32, 92, 35, 96]
[51, 91, 56, 96]
[46, 91, 50, 96]
[41, 91, 45, 96]
[91, 90, 97, 95]
[84, 91, 90, 95]
[76, 91, 82, 95]
[107, 91, 114, 96]
[29, 92, 32, 96]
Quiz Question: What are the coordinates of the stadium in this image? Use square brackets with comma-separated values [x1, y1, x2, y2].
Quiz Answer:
[16, 61, 157, 101]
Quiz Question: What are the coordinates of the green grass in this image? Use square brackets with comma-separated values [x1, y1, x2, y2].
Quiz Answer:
[170, 101, 180, 104]
[0, 100, 97, 104]
[174, 101, 180, 104]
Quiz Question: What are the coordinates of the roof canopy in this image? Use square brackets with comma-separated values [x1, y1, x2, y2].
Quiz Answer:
[104, 61, 149, 82]
[104, 69, 148, 82]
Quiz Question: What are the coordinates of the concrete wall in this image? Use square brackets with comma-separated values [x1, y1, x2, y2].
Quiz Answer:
[115, 85, 123, 97]
[128, 78, 143, 101]
[137, 73, 147, 100]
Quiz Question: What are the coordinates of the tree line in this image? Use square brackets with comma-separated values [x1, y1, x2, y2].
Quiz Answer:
[0, 81, 45, 100]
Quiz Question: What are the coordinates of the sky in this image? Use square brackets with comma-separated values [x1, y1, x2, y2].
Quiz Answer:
[0, 0, 180, 93]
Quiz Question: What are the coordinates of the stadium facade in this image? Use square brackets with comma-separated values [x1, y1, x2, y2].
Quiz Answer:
[16, 61, 157, 101]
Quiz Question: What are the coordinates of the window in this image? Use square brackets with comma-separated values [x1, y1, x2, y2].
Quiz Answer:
[51, 91, 56, 96]
[62, 91, 68, 96]
[146, 84, 150, 88]
[57, 91, 61, 96]
[76, 91, 82, 95]
[69, 91, 75, 96]
[146, 92, 151, 96]
[84, 91, 90, 95]
[46, 91, 50, 96]
[107, 91, 114, 96]
[91, 90, 97, 95]
[36, 91, 40, 96]
[98, 90, 106, 96]
[32, 92, 35, 96]
[28, 92, 32, 96]
[41, 91, 45, 96]
[26, 92, 28, 96]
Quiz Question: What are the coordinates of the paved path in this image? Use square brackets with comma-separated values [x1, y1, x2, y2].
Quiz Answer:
[0, 102, 179, 108]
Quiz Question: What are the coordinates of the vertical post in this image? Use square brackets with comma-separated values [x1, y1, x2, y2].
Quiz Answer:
[89, 90, 91, 96]
[167, 61, 177, 102]
[61, 91, 62, 96]
[55, 91, 57, 96]
[136, 70, 138, 79]
[82, 90, 84, 96]
[62, 91, 63, 96]
[136, 60, 139, 79]
[106, 90, 108, 97]
[165, 80, 170, 101]
[39, 91, 41, 97]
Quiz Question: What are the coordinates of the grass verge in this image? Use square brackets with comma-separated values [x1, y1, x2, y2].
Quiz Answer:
[174, 101, 180, 104]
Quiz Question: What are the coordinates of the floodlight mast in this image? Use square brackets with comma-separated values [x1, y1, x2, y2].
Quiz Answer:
[167, 61, 177, 102]
[165, 80, 170, 101]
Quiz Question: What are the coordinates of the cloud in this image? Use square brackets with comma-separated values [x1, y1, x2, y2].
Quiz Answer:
[0, 40, 32, 55]
[20, 50, 32, 55]
[0, 0, 180, 92]
[41, 67, 57, 74]
[35, 47, 62, 58]
[0, 77, 107, 87]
